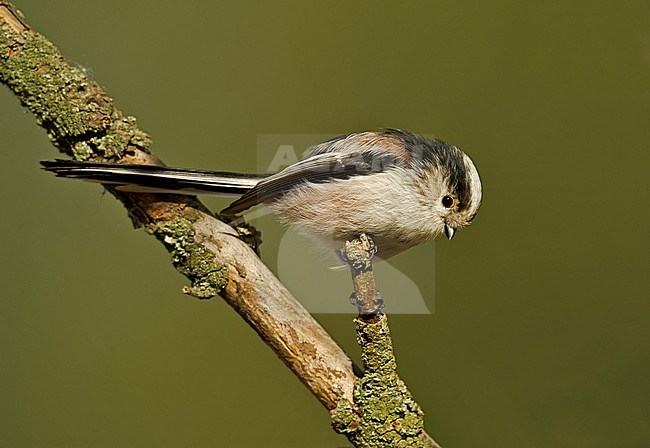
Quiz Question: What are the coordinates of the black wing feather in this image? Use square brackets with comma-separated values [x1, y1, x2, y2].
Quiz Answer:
[221, 147, 401, 215]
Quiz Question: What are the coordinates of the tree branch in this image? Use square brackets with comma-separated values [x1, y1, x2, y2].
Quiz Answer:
[1, 3, 441, 446]
[334, 236, 440, 447]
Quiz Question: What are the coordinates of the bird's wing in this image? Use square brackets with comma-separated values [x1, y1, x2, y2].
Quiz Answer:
[221, 137, 405, 215]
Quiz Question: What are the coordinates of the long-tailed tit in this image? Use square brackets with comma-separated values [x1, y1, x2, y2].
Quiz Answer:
[42, 130, 482, 259]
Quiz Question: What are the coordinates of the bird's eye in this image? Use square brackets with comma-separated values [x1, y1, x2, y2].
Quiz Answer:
[442, 195, 454, 208]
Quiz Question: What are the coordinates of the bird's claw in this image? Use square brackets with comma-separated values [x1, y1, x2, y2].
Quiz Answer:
[339, 234, 377, 269]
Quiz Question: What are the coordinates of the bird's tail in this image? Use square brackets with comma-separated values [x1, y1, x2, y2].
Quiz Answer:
[41, 160, 266, 198]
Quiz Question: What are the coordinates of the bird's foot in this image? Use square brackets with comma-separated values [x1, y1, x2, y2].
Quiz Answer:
[339, 233, 377, 270]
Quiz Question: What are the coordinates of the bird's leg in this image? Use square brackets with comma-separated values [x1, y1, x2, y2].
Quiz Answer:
[341, 234, 384, 317]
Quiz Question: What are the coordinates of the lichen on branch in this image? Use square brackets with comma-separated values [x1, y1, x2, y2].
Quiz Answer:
[332, 315, 434, 448]
[0, 8, 150, 159]
[150, 209, 228, 299]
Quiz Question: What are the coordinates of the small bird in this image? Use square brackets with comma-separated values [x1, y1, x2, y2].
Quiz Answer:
[42, 130, 482, 260]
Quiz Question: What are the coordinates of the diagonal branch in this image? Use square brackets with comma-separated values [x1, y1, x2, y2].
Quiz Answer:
[0, 0, 354, 413]
[0, 3, 440, 446]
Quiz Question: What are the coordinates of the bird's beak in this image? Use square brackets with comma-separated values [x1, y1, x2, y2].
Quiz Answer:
[444, 224, 456, 240]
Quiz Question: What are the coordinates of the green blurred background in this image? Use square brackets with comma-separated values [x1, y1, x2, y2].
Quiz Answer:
[1, 1, 648, 447]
